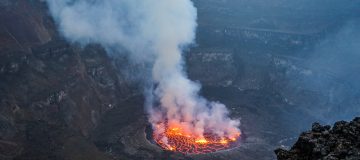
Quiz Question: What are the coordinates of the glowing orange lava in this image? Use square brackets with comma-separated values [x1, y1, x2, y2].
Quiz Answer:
[153, 123, 241, 154]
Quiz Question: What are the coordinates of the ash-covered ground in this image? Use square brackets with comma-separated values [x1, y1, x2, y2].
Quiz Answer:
[0, 0, 360, 160]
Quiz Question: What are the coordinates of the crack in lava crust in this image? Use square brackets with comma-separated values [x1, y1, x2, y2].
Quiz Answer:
[153, 124, 241, 154]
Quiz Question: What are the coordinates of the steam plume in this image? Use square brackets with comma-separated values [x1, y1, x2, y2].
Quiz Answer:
[46, 0, 240, 146]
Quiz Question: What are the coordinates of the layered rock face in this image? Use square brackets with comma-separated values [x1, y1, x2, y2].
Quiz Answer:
[0, 1, 132, 159]
[275, 117, 360, 160]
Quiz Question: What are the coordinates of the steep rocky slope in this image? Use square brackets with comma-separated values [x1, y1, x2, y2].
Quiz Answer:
[0, 1, 133, 159]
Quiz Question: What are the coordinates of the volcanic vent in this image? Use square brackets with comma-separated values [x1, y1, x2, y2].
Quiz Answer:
[147, 118, 241, 154]
[46, 0, 242, 155]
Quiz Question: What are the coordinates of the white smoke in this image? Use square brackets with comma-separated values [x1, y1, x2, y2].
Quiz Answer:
[46, 0, 240, 145]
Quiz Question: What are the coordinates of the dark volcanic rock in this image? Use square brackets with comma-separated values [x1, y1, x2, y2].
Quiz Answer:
[0, 1, 132, 159]
[275, 117, 360, 160]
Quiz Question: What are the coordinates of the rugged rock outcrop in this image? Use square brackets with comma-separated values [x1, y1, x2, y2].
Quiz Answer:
[275, 117, 360, 160]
